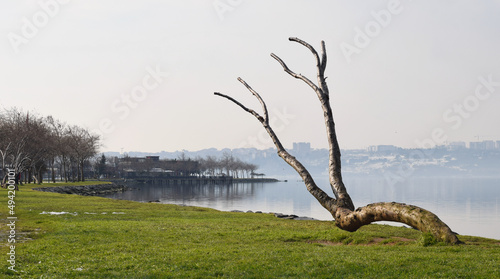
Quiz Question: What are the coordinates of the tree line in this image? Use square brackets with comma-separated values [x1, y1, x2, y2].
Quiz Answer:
[96, 152, 260, 179]
[197, 153, 259, 178]
[0, 108, 100, 186]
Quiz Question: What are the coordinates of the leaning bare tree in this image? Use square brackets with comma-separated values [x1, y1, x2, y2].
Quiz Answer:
[215, 37, 459, 244]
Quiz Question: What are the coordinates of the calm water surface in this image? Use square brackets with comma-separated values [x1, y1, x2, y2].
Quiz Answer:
[101, 176, 500, 240]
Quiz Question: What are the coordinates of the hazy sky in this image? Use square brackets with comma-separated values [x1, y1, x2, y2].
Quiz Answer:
[2, 1, 500, 153]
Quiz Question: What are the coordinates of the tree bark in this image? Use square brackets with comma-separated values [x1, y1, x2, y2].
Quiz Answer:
[80, 159, 85, 182]
[62, 156, 68, 182]
[215, 37, 459, 244]
[334, 202, 459, 244]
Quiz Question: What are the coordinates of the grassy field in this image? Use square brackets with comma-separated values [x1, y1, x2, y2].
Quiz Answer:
[1, 181, 499, 278]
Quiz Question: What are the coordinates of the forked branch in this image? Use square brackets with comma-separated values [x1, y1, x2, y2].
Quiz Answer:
[214, 79, 338, 212]
[270, 53, 319, 93]
[272, 38, 353, 209]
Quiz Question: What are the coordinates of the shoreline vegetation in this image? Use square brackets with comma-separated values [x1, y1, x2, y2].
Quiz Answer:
[1, 181, 499, 277]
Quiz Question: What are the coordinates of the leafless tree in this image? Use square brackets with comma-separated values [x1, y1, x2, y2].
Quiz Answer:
[66, 126, 100, 182]
[200, 155, 219, 176]
[196, 154, 258, 179]
[245, 163, 258, 178]
[0, 109, 39, 187]
[46, 116, 73, 182]
[1, 109, 101, 184]
[215, 37, 459, 244]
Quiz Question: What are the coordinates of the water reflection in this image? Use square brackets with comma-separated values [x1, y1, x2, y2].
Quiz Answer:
[108, 183, 263, 204]
[101, 176, 500, 240]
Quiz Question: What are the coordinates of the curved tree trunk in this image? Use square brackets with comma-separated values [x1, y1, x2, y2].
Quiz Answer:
[215, 37, 460, 244]
[334, 202, 459, 243]
[276, 147, 459, 244]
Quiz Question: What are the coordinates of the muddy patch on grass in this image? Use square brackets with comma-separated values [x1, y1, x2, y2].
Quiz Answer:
[0, 228, 42, 247]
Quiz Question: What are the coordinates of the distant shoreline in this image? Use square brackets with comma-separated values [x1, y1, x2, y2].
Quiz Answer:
[106, 177, 282, 185]
[232, 178, 280, 183]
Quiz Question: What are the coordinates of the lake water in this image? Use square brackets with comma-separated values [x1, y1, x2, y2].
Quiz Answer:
[101, 176, 500, 240]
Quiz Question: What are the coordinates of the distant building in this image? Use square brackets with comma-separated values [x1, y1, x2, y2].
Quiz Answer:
[484, 140, 496, 150]
[293, 142, 311, 153]
[469, 141, 483, 149]
[146, 156, 160, 161]
[367, 145, 398, 153]
[121, 157, 145, 163]
[447, 141, 466, 150]
[469, 140, 496, 150]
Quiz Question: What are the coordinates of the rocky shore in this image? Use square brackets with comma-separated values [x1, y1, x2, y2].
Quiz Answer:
[33, 183, 128, 196]
[228, 210, 316, 221]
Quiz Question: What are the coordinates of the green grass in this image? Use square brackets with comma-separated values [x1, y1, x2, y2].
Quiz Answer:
[1, 182, 499, 278]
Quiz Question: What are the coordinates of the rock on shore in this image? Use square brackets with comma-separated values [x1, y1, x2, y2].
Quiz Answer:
[33, 183, 128, 196]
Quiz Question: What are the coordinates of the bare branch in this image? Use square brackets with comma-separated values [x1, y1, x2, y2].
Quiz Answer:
[319, 41, 328, 96]
[270, 53, 320, 93]
[289, 37, 321, 71]
[288, 37, 329, 96]
[214, 81, 338, 213]
[320, 40, 327, 73]
[272, 38, 352, 208]
[213, 92, 265, 124]
[237, 77, 269, 124]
